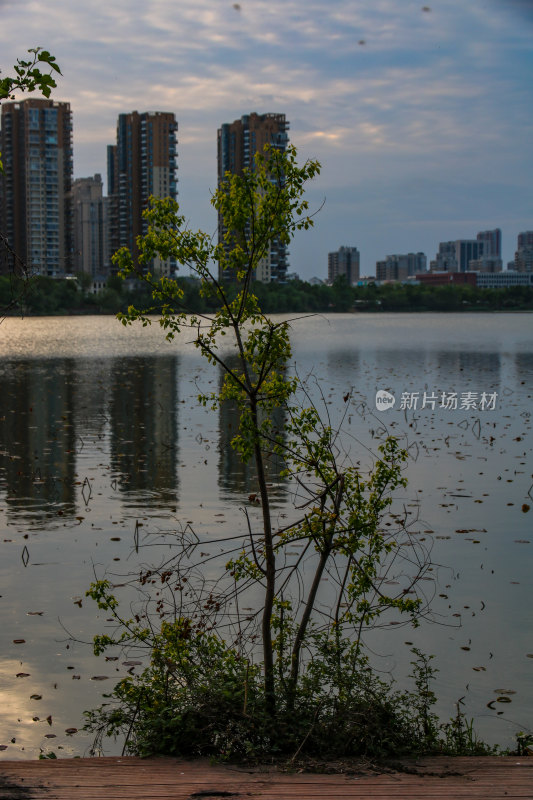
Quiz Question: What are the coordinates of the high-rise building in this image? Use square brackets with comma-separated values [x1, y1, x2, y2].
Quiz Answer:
[514, 230, 533, 272]
[217, 112, 290, 283]
[517, 231, 533, 250]
[0, 98, 73, 276]
[454, 240, 484, 272]
[72, 174, 107, 278]
[471, 229, 503, 272]
[328, 246, 360, 284]
[430, 241, 458, 273]
[107, 111, 178, 275]
[477, 228, 501, 258]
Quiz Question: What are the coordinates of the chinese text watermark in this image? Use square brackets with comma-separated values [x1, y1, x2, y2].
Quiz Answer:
[375, 389, 498, 412]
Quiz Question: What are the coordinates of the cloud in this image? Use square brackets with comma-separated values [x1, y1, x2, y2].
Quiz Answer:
[1, 0, 531, 274]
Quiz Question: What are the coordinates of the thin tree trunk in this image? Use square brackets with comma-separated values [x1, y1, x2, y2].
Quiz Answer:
[251, 400, 276, 717]
[287, 476, 344, 707]
[287, 544, 330, 708]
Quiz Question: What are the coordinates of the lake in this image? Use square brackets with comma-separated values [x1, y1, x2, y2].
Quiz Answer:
[0, 312, 531, 758]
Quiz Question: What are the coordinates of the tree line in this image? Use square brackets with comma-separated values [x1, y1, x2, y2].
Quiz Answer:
[1, 272, 532, 316]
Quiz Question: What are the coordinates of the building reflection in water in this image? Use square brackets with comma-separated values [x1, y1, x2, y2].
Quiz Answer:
[515, 352, 533, 380]
[0, 354, 181, 523]
[0, 359, 77, 522]
[108, 355, 179, 510]
[217, 357, 287, 504]
[432, 351, 501, 386]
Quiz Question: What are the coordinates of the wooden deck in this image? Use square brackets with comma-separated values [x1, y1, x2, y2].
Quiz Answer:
[0, 755, 531, 799]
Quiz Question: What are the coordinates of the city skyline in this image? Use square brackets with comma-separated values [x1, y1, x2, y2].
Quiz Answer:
[1, 0, 532, 277]
[0, 98, 529, 281]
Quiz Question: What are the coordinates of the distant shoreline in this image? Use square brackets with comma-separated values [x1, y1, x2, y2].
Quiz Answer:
[2, 308, 533, 318]
[2, 274, 532, 315]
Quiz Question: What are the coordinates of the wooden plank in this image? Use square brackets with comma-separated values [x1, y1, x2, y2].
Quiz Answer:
[0, 755, 531, 800]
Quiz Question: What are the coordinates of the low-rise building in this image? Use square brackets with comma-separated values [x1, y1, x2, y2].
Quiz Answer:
[416, 271, 477, 286]
[376, 252, 426, 282]
[476, 271, 533, 288]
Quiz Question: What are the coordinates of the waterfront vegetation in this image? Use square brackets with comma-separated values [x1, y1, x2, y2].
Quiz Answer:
[1, 272, 532, 316]
[80, 145, 501, 762]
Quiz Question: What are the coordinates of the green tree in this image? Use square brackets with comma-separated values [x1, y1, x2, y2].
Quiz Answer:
[85, 145, 437, 759]
[330, 274, 354, 310]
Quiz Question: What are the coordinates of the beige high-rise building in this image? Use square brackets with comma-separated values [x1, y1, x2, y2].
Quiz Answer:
[72, 174, 107, 278]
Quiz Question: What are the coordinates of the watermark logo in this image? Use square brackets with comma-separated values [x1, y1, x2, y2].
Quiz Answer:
[399, 391, 498, 411]
[375, 390, 396, 411]
[375, 389, 498, 412]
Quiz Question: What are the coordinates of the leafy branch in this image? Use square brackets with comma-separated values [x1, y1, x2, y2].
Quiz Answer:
[0, 48, 61, 102]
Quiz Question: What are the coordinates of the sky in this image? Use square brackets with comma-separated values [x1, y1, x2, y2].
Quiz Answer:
[1, 0, 532, 279]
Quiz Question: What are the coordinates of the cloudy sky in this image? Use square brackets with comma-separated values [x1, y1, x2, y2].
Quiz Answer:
[2, 0, 532, 278]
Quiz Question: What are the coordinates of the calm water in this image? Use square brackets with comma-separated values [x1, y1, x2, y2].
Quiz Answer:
[0, 313, 531, 758]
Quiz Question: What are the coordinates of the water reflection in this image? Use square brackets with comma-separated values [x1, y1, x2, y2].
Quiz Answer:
[0, 359, 77, 521]
[0, 315, 532, 757]
[217, 358, 287, 501]
[109, 356, 179, 510]
[432, 351, 501, 384]
[365, 349, 502, 386]
[0, 351, 297, 523]
[72, 358, 112, 438]
[515, 351, 533, 377]
[291, 349, 503, 410]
